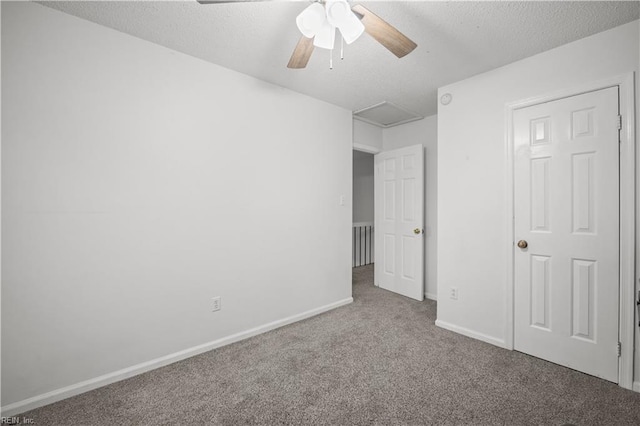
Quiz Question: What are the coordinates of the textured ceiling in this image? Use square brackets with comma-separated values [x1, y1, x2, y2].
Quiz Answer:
[40, 1, 640, 117]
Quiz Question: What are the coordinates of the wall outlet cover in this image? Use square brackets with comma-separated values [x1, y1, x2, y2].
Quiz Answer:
[449, 288, 458, 300]
[212, 296, 221, 312]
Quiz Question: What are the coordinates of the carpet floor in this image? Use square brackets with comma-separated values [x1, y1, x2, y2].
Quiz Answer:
[19, 264, 640, 425]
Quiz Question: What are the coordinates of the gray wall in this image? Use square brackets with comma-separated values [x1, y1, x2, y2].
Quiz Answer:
[353, 152, 374, 223]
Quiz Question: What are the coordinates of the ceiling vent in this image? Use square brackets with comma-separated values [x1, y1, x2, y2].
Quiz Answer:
[353, 101, 423, 128]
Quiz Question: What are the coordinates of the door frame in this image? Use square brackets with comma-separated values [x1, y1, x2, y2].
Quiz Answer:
[504, 73, 636, 389]
[353, 143, 381, 155]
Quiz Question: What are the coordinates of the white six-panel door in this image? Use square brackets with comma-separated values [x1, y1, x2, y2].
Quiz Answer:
[513, 87, 619, 382]
[374, 145, 424, 301]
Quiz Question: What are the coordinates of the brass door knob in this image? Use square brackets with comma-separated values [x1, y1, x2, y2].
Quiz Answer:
[517, 240, 528, 249]
[414, 228, 422, 235]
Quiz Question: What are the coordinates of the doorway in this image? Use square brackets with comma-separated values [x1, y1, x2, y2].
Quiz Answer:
[352, 148, 376, 298]
[353, 149, 375, 268]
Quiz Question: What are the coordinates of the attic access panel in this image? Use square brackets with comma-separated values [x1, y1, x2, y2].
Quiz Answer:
[353, 101, 423, 128]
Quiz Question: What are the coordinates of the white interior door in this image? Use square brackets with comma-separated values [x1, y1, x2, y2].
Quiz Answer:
[374, 145, 424, 301]
[513, 87, 620, 382]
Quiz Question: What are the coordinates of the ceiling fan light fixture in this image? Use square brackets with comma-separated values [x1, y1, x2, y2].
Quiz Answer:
[325, 0, 350, 27]
[325, 0, 364, 45]
[313, 20, 336, 50]
[199, 1, 418, 70]
[296, 3, 326, 38]
[338, 13, 364, 44]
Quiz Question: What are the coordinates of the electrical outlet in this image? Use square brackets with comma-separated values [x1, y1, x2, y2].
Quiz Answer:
[450, 287, 458, 300]
[211, 296, 221, 312]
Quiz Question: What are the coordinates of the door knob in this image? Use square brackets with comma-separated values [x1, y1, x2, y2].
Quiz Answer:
[414, 228, 422, 235]
[517, 240, 528, 249]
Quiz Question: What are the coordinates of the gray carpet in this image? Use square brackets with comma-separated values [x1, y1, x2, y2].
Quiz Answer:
[19, 265, 640, 424]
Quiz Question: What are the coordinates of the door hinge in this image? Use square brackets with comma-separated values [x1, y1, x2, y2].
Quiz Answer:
[617, 342, 622, 357]
[617, 115, 622, 130]
[636, 290, 640, 327]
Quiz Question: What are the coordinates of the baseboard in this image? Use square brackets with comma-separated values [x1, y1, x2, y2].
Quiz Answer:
[435, 319, 507, 349]
[633, 381, 640, 393]
[1, 297, 353, 417]
[425, 292, 437, 301]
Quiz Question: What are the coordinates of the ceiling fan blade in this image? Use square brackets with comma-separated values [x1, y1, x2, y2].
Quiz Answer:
[197, 0, 305, 4]
[351, 4, 417, 58]
[287, 36, 314, 69]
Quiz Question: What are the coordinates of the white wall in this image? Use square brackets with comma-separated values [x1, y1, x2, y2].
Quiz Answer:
[0, 1, 3, 410]
[352, 153, 374, 223]
[1, 2, 352, 409]
[353, 119, 382, 152]
[382, 117, 438, 299]
[436, 20, 639, 358]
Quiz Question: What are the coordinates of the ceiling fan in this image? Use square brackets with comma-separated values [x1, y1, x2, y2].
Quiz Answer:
[197, 0, 417, 69]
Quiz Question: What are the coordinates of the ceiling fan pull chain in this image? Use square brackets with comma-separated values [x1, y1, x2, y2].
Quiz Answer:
[340, 33, 344, 60]
[329, 48, 333, 70]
